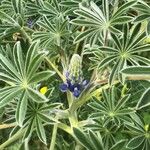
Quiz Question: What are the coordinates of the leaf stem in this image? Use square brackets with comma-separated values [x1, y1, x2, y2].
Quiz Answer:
[20, 27, 32, 44]
[45, 57, 66, 82]
[0, 123, 16, 129]
[49, 123, 58, 150]
[74, 26, 85, 54]
[0, 128, 25, 150]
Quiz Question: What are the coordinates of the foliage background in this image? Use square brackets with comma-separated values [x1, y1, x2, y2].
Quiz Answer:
[0, 0, 150, 150]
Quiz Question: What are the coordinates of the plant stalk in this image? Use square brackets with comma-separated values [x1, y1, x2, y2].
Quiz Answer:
[74, 26, 85, 54]
[20, 28, 32, 44]
[0, 128, 25, 150]
[49, 123, 58, 150]
[45, 57, 65, 82]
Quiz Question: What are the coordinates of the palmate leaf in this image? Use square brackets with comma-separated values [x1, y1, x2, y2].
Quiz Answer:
[0, 41, 55, 129]
[73, 128, 103, 150]
[94, 23, 150, 84]
[89, 87, 132, 126]
[125, 114, 150, 150]
[33, 16, 70, 47]
[71, 1, 136, 44]
[21, 100, 59, 144]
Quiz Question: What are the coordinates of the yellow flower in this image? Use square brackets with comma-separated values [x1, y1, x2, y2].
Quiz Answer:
[40, 86, 48, 95]
[144, 124, 149, 132]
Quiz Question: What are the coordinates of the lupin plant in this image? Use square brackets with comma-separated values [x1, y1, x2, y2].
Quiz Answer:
[0, 0, 150, 150]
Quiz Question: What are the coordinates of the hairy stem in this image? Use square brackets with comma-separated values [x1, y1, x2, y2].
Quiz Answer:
[74, 26, 85, 54]
[0, 123, 16, 129]
[20, 28, 32, 44]
[0, 128, 25, 150]
[49, 123, 58, 150]
[45, 57, 65, 82]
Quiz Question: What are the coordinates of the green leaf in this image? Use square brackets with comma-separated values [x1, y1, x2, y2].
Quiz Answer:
[39, 103, 62, 111]
[109, 26, 122, 34]
[122, 66, 150, 74]
[0, 10, 18, 25]
[37, 18, 55, 32]
[112, 1, 136, 19]
[36, 116, 47, 144]
[130, 44, 150, 53]
[74, 28, 96, 43]
[111, 33, 122, 50]
[109, 140, 127, 150]
[99, 47, 119, 53]
[29, 70, 55, 83]
[88, 130, 104, 150]
[98, 55, 117, 69]
[23, 118, 34, 140]
[38, 113, 56, 124]
[109, 60, 121, 85]
[0, 54, 22, 81]
[73, 128, 94, 150]
[111, 16, 133, 25]
[75, 4, 102, 23]
[133, 55, 150, 65]
[126, 23, 142, 50]
[102, 0, 109, 21]
[0, 87, 22, 108]
[27, 87, 49, 103]
[25, 41, 40, 73]
[134, 14, 150, 22]
[12, 0, 23, 14]
[13, 41, 25, 77]
[90, 1, 106, 21]
[136, 88, 150, 109]
[16, 91, 28, 127]
[0, 71, 18, 83]
[71, 19, 100, 27]
[127, 136, 144, 149]
[27, 53, 44, 79]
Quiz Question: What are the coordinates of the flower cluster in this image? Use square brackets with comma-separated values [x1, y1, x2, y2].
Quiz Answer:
[59, 54, 88, 98]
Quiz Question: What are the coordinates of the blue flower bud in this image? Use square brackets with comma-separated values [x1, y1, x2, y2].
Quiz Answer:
[27, 19, 33, 28]
[82, 80, 88, 87]
[67, 80, 74, 92]
[73, 87, 80, 98]
[59, 83, 68, 92]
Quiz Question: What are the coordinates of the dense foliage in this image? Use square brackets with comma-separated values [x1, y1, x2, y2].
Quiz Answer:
[0, 0, 150, 150]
